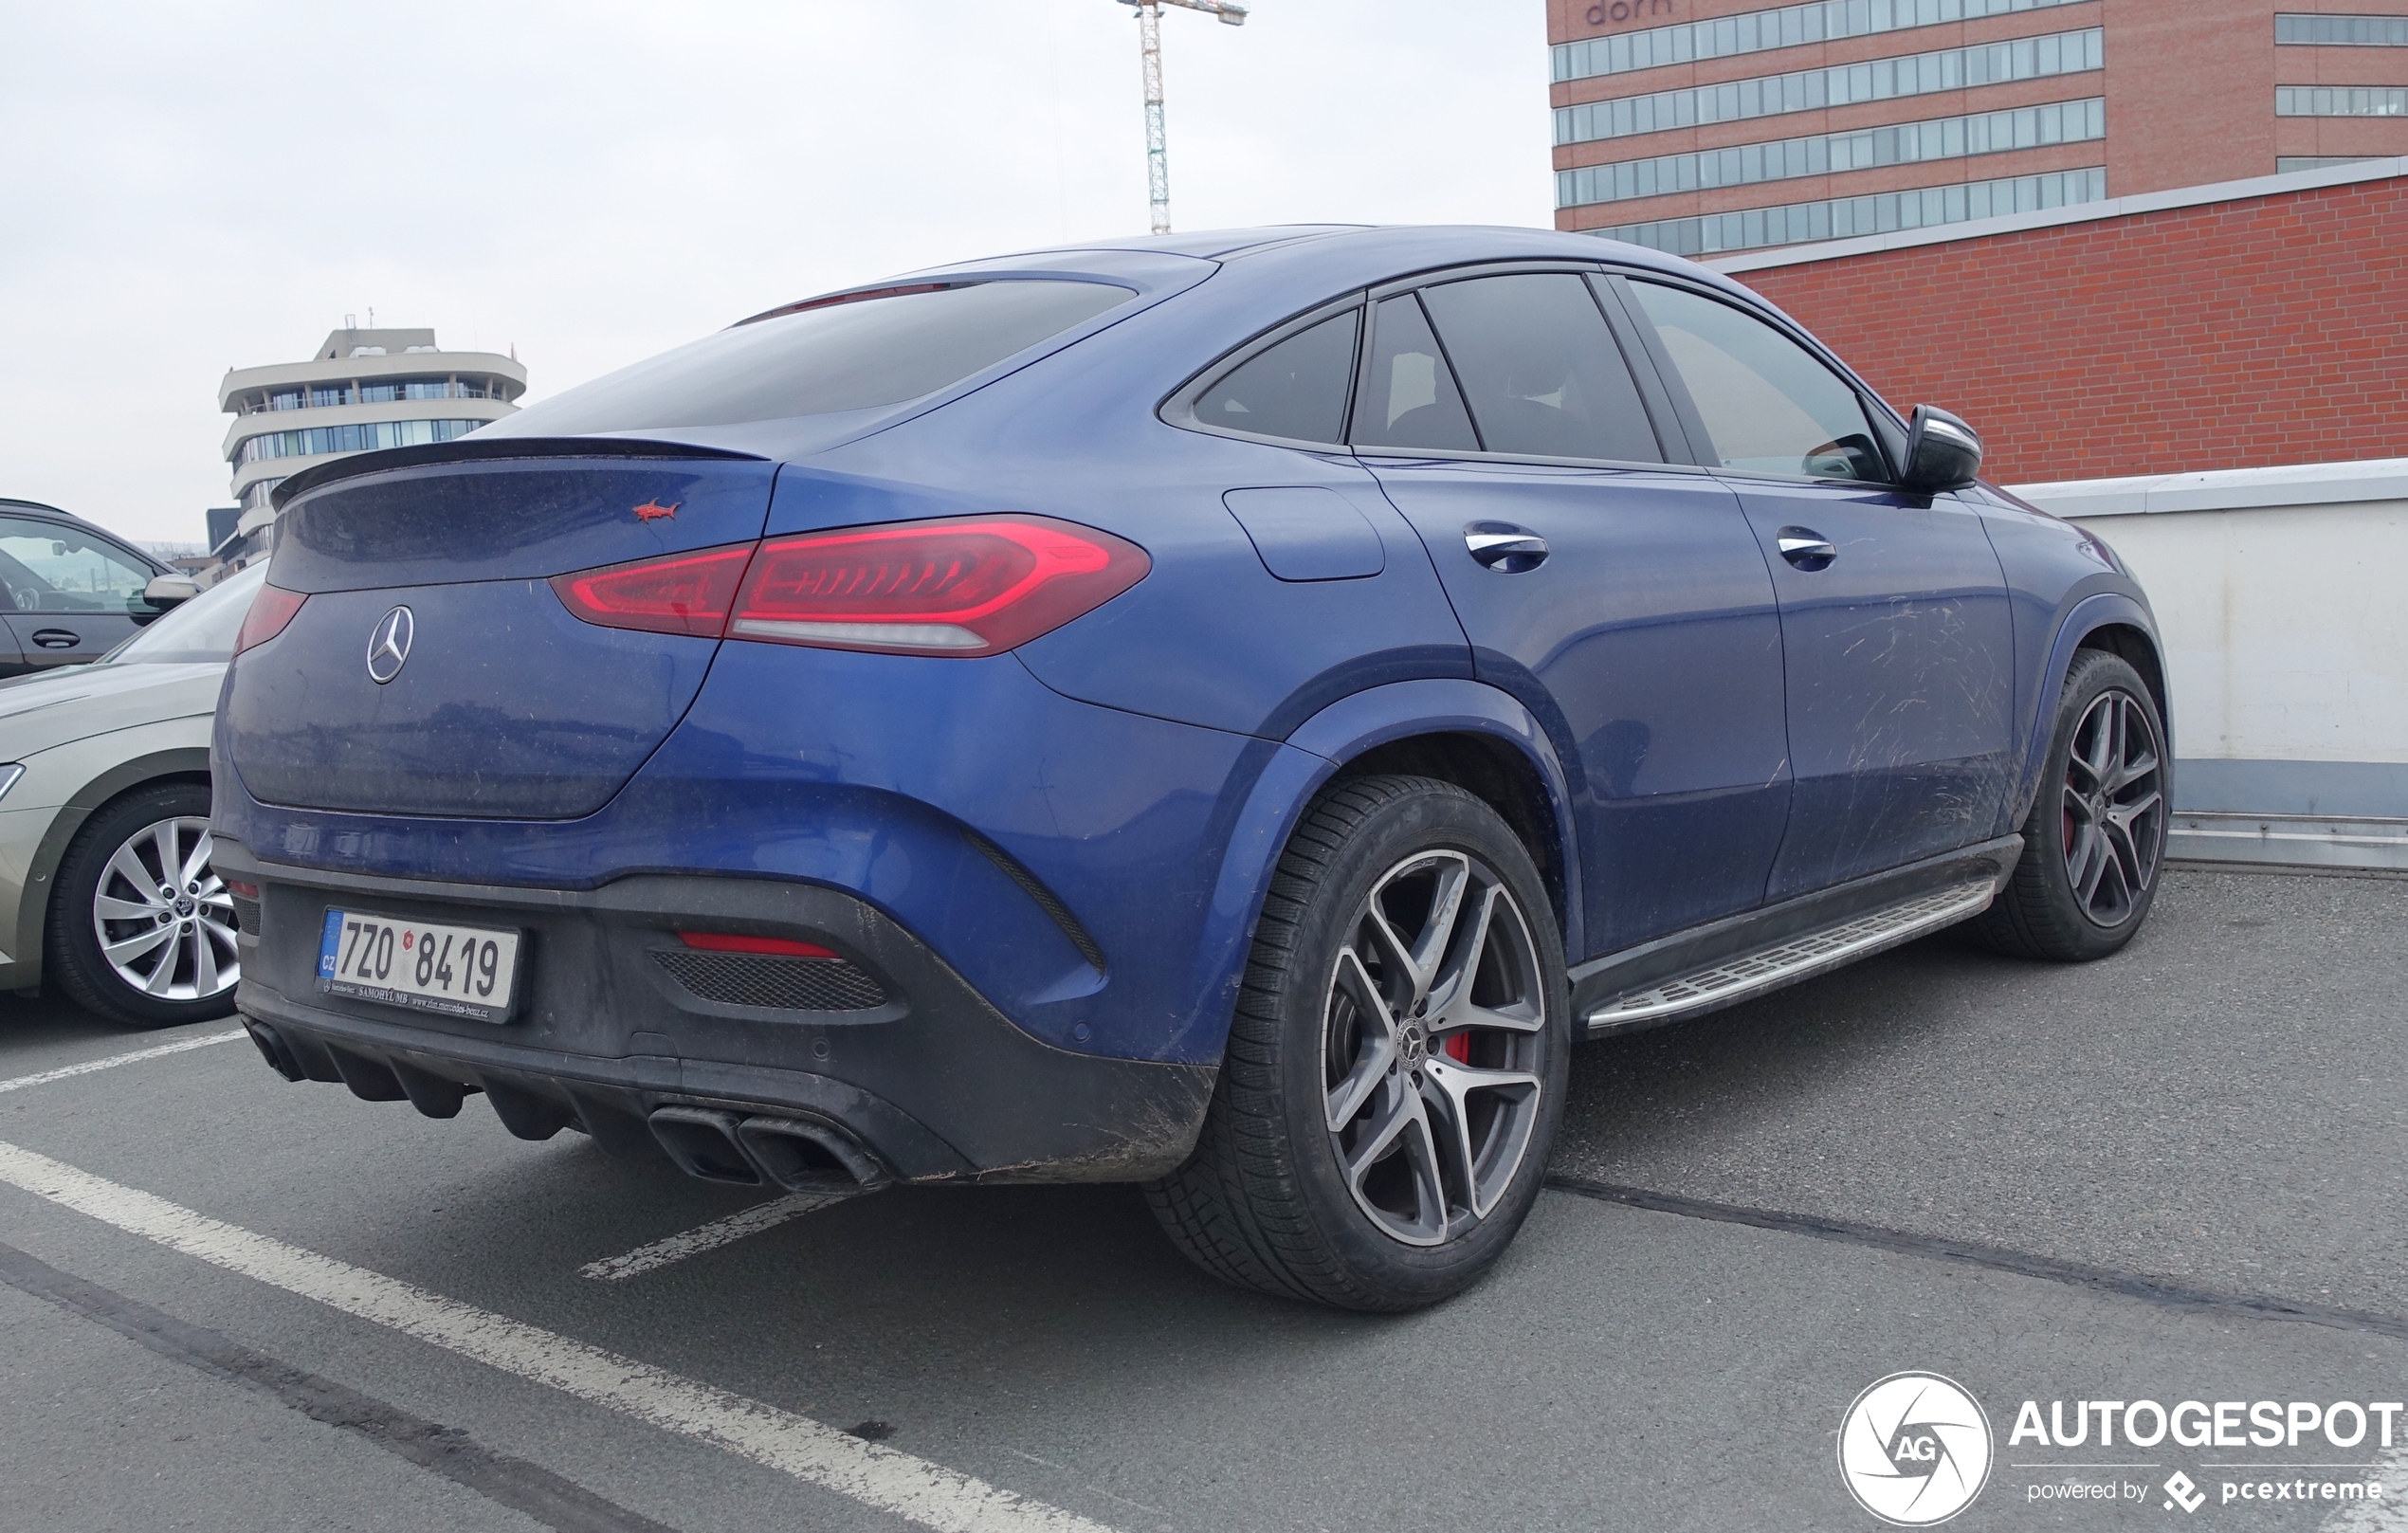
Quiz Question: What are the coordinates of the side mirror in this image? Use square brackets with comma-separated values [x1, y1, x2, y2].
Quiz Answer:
[142, 575, 200, 610]
[1901, 405, 1983, 495]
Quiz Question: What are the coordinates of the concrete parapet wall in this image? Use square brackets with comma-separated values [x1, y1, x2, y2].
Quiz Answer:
[2014, 457, 2408, 867]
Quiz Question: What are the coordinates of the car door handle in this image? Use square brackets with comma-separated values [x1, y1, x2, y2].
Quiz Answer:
[1465, 523, 1549, 573]
[30, 628, 81, 648]
[1775, 528, 1837, 571]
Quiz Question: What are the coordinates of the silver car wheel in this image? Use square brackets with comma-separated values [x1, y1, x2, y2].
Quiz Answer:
[1322, 849, 1548, 1248]
[90, 816, 241, 1002]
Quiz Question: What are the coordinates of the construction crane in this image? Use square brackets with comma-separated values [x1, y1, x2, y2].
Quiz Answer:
[1117, 0, 1248, 235]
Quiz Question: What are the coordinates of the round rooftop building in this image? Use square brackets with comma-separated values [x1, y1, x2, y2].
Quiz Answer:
[218, 325, 525, 553]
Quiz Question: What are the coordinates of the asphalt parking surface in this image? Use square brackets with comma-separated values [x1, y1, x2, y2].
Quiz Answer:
[3, 865, 2403, 1532]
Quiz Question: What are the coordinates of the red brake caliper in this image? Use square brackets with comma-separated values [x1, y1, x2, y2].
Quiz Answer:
[1442, 1031, 1472, 1064]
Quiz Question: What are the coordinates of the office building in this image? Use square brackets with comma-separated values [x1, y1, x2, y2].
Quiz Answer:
[216, 325, 525, 564]
[1549, 0, 2408, 256]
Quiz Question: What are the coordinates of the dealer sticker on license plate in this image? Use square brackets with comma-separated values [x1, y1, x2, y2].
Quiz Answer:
[317, 909, 522, 1023]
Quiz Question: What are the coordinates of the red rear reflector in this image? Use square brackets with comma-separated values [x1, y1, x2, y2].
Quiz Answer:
[551, 543, 754, 637]
[677, 931, 839, 959]
[234, 584, 308, 653]
[730, 515, 1147, 656]
[225, 880, 262, 900]
[548, 517, 1147, 656]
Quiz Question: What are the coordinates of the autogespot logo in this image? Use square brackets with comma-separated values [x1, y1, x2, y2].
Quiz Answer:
[1838, 1372, 1995, 1526]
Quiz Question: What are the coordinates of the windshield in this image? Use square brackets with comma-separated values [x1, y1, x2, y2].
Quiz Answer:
[101, 564, 266, 666]
[484, 280, 1134, 437]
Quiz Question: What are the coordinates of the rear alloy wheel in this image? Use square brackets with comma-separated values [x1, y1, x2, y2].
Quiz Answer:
[1969, 648, 2168, 961]
[1147, 775, 1569, 1311]
[46, 782, 242, 1030]
[1323, 849, 1549, 1246]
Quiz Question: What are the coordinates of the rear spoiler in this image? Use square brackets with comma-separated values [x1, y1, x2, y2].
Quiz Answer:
[269, 436, 769, 511]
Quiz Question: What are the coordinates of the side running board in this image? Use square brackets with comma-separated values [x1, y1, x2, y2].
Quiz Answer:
[1584, 879, 1999, 1036]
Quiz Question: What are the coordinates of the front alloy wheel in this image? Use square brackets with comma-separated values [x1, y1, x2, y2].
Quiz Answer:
[1323, 849, 1547, 1247]
[1969, 648, 2169, 962]
[2059, 688, 2165, 928]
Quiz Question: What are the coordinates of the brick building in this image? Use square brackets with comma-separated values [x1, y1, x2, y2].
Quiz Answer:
[1549, 0, 2408, 259]
[1708, 160, 2406, 482]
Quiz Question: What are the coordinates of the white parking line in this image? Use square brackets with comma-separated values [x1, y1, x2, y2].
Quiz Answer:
[0, 1139, 1117, 1533]
[580, 1193, 844, 1282]
[2322, 1444, 2408, 1530]
[0, 1030, 246, 1095]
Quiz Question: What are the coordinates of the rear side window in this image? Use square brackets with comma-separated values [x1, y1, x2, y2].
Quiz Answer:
[1351, 295, 1479, 453]
[491, 281, 1135, 436]
[1195, 309, 1360, 444]
[1625, 281, 1889, 483]
[1418, 274, 1663, 464]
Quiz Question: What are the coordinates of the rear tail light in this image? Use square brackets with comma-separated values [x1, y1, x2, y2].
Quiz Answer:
[551, 516, 1147, 657]
[234, 584, 309, 653]
[677, 931, 839, 958]
[551, 544, 753, 637]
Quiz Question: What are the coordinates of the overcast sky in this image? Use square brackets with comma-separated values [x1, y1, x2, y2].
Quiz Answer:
[0, 2, 1552, 546]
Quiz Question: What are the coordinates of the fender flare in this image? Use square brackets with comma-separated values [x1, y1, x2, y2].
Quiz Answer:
[1177, 680, 1584, 1060]
[2001, 591, 2167, 832]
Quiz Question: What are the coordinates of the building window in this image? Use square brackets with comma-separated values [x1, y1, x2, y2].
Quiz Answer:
[2276, 155, 2388, 173]
[1560, 96, 2104, 208]
[240, 478, 286, 510]
[250, 377, 495, 414]
[1553, 0, 2093, 82]
[231, 418, 485, 467]
[1555, 27, 2105, 145]
[1591, 166, 2107, 257]
[2275, 13, 2408, 46]
[2275, 85, 2408, 117]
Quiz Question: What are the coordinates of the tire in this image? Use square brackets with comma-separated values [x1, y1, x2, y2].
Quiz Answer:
[1967, 649, 2169, 962]
[46, 781, 242, 1031]
[1145, 775, 1571, 1311]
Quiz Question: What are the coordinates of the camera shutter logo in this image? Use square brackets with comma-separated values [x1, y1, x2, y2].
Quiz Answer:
[366, 606, 414, 684]
[1837, 1372, 1993, 1525]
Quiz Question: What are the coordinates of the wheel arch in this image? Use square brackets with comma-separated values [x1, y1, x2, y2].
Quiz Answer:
[1999, 593, 2170, 836]
[1327, 731, 1571, 941]
[2076, 622, 2170, 738]
[14, 750, 212, 993]
[1183, 680, 1585, 1065]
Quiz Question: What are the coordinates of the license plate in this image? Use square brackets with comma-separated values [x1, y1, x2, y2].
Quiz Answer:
[317, 909, 522, 1023]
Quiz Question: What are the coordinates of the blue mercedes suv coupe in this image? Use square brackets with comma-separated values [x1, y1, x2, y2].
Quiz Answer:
[218, 226, 2169, 1310]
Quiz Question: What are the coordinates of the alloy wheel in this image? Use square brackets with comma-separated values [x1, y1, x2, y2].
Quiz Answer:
[1322, 849, 1548, 1247]
[2061, 688, 2165, 928]
[90, 816, 241, 1002]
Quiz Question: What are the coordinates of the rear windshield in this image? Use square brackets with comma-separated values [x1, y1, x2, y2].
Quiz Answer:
[490, 280, 1135, 436]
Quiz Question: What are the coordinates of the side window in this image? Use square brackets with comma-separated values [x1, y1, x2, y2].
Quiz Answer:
[1417, 274, 1663, 463]
[0, 518, 154, 614]
[1194, 309, 1360, 444]
[1350, 295, 1479, 453]
[1625, 282, 1890, 483]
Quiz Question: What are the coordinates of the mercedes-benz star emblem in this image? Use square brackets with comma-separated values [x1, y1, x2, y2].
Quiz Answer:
[366, 606, 415, 684]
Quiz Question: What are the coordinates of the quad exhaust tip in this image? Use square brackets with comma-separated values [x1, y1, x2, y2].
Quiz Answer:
[241, 1016, 889, 1195]
[648, 1106, 888, 1195]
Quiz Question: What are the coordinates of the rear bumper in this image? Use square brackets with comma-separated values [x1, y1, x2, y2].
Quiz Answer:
[217, 839, 1215, 1186]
